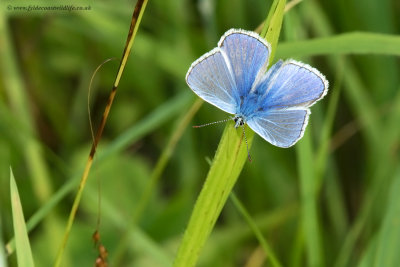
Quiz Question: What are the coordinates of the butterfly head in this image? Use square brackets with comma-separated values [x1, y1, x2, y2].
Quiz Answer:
[234, 116, 246, 128]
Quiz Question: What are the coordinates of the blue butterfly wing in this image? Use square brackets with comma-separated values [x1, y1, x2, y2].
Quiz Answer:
[247, 60, 328, 147]
[219, 29, 271, 99]
[247, 109, 309, 148]
[258, 60, 328, 109]
[186, 48, 237, 114]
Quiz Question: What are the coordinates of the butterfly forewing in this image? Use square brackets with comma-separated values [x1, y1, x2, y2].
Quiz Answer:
[186, 48, 237, 114]
[219, 29, 271, 100]
[257, 60, 328, 109]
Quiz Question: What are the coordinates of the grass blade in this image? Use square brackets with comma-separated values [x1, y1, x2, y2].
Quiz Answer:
[230, 193, 282, 267]
[296, 131, 324, 267]
[172, 122, 254, 267]
[357, 167, 400, 267]
[372, 168, 400, 266]
[277, 32, 400, 58]
[261, 0, 286, 63]
[10, 168, 35, 267]
[0, 216, 6, 267]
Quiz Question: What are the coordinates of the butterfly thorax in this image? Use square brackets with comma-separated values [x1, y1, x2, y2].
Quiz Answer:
[233, 116, 245, 128]
[235, 91, 266, 122]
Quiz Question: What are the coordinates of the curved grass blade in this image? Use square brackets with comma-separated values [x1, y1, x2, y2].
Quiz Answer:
[357, 167, 400, 266]
[277, 32, 400, 58]
[230, 193, 282, 267]
[10, 168, 35, 267]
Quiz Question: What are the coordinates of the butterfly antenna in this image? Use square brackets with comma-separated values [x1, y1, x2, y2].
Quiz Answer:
[193, 118, 232, 128]
[242, 126, 252, 162]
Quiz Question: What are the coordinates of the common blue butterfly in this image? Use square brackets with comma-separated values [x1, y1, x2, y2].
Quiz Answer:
[186, 29, 328, 148]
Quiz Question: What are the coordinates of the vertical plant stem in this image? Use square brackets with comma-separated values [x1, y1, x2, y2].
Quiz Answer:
[173, 1, 286, 266]
[261, 0, 286, 64]
[297, 131, 324, 267]
[173, 123, 254, 267]
[54, 1, 148, 266]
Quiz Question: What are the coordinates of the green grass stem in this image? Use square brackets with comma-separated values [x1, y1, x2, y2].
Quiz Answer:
[230, 193, 282, 267]
[173, 122, 255, 266]
[54, 1, 149, 266]
[173, 1, 286, 265]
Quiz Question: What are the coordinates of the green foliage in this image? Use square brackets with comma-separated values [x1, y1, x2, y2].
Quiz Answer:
[1, 0, 400, 266]
[358, 168, 400, 267]
[9, 168, 34, 267]
[0, 218, 5, 267]
[277, 32, 400, 58]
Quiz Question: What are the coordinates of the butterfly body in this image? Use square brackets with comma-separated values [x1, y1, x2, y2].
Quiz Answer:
[186, 29, 328, 148]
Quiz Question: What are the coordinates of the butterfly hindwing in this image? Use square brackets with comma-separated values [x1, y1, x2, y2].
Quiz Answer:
[245, 60, 328, 147]
[247, 109, 309, 148]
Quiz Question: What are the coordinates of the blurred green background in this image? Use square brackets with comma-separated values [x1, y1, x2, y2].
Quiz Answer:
[1, 0, 400, 266]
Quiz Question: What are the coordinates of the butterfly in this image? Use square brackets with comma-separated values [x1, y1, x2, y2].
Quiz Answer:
[186, 29, 328, 148]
